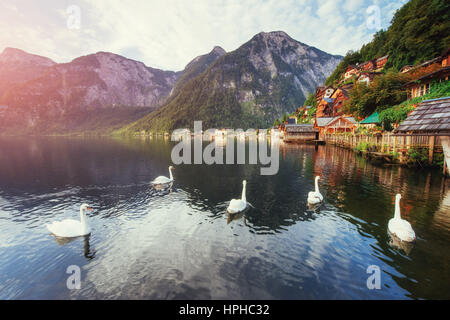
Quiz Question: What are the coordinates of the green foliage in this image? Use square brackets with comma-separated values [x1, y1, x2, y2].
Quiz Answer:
[325, 50, 361, 86]
[325, 0, 450, 83]
[354, 141, 378, 153]
[344, 71, 409, 118]
[407, 147, 429, 167]
[304, 92, 318, 108]
[379, 80, 450, 129]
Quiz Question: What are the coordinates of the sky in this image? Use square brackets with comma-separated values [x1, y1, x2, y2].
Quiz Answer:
[0, 0, 407, 71]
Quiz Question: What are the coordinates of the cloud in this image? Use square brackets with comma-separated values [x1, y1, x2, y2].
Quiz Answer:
[0, 0, 405, 71]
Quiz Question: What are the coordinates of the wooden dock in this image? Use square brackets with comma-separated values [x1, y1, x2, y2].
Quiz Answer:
[324, 133, 446, 171]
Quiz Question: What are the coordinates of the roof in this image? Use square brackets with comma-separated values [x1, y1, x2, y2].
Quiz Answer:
[315, 116, 357, 127]
[405, 66, 450, 85]
[285, 124, 317, 133]
[360, 112, 380, 124]
[376, 55, 389, 61]
[316, 117, 335, 127]
[396, 97, 450, 133]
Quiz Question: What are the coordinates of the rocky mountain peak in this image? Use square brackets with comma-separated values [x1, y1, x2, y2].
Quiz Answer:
[0, 47, 55, 66]
[211, 46, 226, 56]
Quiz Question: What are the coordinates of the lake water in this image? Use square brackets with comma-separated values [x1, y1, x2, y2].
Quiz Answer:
[0, 136, 449, 300]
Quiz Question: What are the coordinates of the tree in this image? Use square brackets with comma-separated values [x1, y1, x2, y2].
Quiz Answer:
[343, 71, 409, 118]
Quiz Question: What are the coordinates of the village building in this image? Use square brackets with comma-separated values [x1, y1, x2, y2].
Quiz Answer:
[283, 124, 318, 143]
[405, 66, 450, 99]
[375, 55, 389, 71]
[314, 86, 335, 103]
[360, 60, 376, 71]
[316, 98, 334, 118]
[359, 112, 381, 129]
[356, 72, 383, 85]
[344, 65, 359, 80]
[314, 116, 358, 139]
[330, 88, 350, 115]
[395, 97, 450, 174]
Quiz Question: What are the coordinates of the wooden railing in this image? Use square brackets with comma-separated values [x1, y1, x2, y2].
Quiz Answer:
[324, 133, 444, 163]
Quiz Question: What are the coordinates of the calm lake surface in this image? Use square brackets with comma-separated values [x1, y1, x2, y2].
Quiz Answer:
[0, 136, 449, 300]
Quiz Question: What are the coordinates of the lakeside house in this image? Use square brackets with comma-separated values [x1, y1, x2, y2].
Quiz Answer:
[395, 97, 450, 174]
[359, 112, 381, 129]
[405, 66, 450, 98]
[314, 116, 357, 139]
[283, 124, 318, 143]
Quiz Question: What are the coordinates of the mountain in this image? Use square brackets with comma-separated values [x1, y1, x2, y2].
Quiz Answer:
[0, 47, 56, 98]
[169, 46, 226, 99]
[122, 31, 342, 133]
[0, 50, 179, 134]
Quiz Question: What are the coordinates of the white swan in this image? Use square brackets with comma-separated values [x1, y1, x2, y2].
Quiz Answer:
[388, 194, 416, 242]
[307, 176, 323, 205]
[152, 166, 174, 186]
[46, 204, 93, 238]
[227, 180, 248, 214]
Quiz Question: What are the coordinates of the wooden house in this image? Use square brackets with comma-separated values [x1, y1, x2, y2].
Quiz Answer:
[283, 124, 318, 143]
[344, 65, 359, 80]
[375, 55, 389, 70]
[315, 116, 357, 139]
[357, 72, 382, 85]
[330, 88, 350, 116]
[314, 86, 335, 103]
[395, 97, 450, 174]
[359, 112, 381, 129]
[405, 66, 450, 99]
[316, 98, 334, 118]
[360, 60, 376, 71]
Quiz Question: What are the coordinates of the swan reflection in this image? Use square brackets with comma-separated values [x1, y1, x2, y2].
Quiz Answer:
[51, 234, 96, 260]
[227, 210, 247, 225]
[388, 232, 415, 256]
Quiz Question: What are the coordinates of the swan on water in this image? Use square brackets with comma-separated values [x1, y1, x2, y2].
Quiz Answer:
[227, 180, 248, 214]
[152, 166, 174, 186]
[388, 194, 416, 242]
[46, 204, 93, 238]
[307, 176, 323, 205]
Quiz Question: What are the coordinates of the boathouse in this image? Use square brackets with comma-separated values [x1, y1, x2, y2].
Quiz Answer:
[395, 97, 450, 174]
[315, 116, 357, 139]
[283, 124, 318, 143]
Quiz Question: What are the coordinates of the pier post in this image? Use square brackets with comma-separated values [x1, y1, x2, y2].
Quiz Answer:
[442, 136, 450, 176]
[392, 135, 396, 154]
[428, 136, 435, 165]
